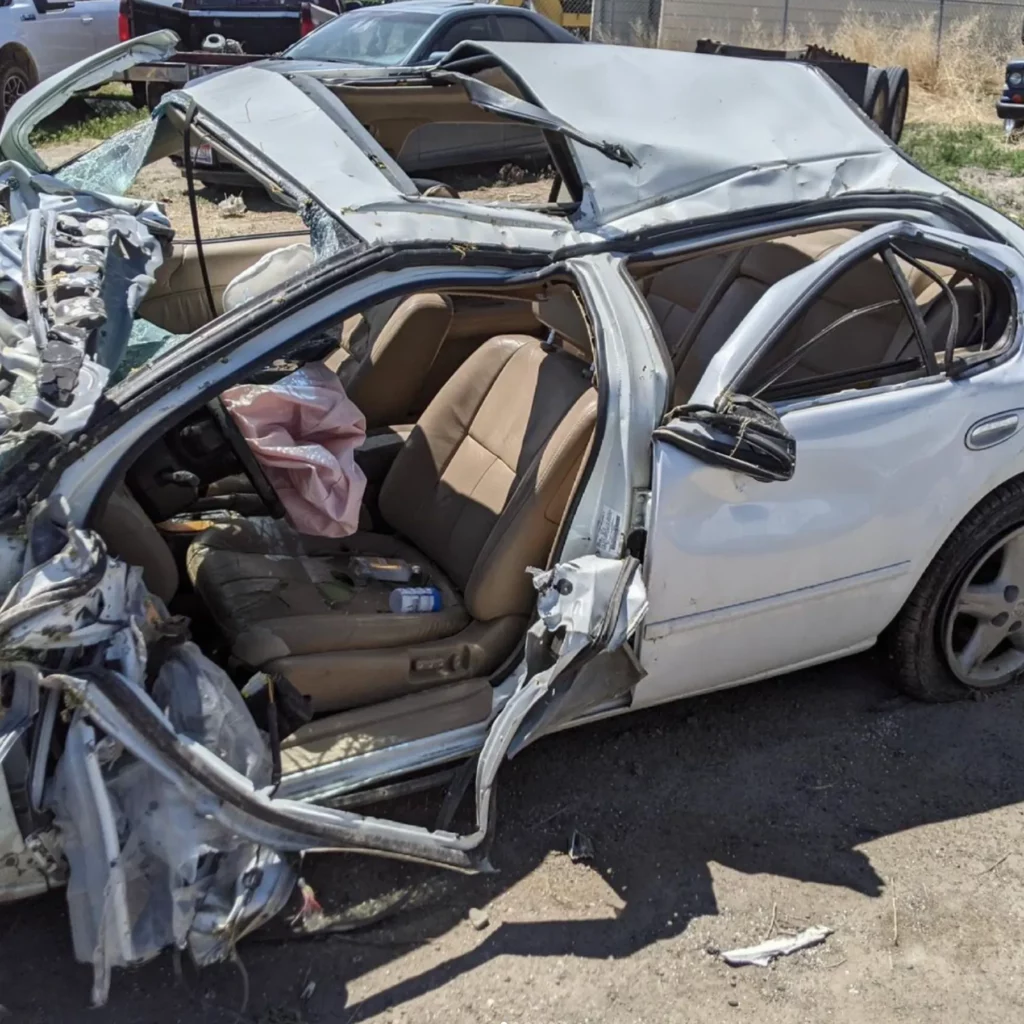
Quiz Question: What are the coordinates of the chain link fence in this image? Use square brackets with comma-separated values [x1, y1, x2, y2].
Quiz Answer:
[592, 0, 1024, 57]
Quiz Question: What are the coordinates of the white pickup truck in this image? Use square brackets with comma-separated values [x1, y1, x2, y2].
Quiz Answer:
[0, 0, 119, 120]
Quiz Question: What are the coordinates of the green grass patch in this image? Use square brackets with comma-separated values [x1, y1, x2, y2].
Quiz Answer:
[28, 96, 147, 148]
[900, 123, 1024, 186]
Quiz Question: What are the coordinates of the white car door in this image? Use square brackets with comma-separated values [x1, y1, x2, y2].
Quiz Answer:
[636, 220, 1024, 708]
[78, 0, 121, 55]
[16, 0, 94, 81]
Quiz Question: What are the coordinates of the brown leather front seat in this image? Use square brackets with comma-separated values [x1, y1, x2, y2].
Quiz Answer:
[325, 293, 454, 429]
[187, 325, 597, 714]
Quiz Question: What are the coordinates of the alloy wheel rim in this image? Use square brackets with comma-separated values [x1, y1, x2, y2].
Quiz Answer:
[944, 525, 1024, 687]
[3, 73, 25, 113]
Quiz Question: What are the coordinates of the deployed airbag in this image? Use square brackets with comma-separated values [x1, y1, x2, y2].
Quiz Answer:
[220, 362, 367, 537]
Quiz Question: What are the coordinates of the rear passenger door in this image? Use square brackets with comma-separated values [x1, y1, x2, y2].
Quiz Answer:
[637, 221, 1024, 706]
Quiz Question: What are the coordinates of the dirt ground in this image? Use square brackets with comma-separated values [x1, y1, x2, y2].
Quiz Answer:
[38, 142, 554, 240]
[959, 167, 1024, 221]
[4, 651, 1024, 1023]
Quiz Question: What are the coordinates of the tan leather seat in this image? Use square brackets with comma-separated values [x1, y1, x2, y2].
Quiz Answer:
[644, 235, 839, 404]
[95, 484, 179, 604]
[325, 293, 455, 429]
[187, 325, 598, 714]
[140, 232, 311, 335]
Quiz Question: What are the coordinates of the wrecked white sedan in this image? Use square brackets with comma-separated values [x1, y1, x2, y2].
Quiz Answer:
[4, 29, 1024, 1003]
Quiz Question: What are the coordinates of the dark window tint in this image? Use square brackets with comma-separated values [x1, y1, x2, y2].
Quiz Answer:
[431, 15, 496, 51]
[497, 15, 552, 41]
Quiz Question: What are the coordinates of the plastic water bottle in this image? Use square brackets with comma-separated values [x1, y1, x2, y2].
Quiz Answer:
[389, 586, 442, 614]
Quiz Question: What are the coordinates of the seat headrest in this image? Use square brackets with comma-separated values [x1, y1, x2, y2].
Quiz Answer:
[532, 284, 593, 360]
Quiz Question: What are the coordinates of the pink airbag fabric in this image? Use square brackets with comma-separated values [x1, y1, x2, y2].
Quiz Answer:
[220, 363, 367, 538]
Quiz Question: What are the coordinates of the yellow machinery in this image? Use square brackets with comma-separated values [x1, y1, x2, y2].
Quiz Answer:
[495, 0, 591, 37]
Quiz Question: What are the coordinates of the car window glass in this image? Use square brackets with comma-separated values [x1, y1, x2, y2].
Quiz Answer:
[286, 8, 436, 64]
[432, 15, 496, 51]
[747, 248, 1010, 402]
[497, 16, 552, 42]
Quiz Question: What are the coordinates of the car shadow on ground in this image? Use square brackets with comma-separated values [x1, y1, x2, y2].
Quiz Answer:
[4, 651, 1024, 1021]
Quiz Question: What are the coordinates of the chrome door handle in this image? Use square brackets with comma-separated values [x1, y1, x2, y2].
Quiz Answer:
[80, 13, 93, 21]
[966, 412, 1022, 450]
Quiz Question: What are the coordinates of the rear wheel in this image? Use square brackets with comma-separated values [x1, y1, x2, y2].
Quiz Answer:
[862, 67, 890, 132]
[886, 478, 1024, 701]
[882, 65, 909, 143]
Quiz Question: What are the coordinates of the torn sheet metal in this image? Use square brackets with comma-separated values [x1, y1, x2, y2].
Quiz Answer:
[0, 500, 293, 1006]
[719, 925, 834, 967]
[468, 555, 647, 845]
[50, 646, 291, 1006]
[159, 66, 585, 252]
[0, 168, 170, 436]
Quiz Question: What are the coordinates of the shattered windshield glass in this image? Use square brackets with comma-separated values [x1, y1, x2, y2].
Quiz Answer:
[56, 119, 159, 198]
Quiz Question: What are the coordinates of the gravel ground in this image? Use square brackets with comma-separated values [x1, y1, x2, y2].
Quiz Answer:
[4, 652, 1024, 1023]
[38, 143, 553, 240]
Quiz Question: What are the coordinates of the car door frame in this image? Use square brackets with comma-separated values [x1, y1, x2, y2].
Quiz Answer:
[633, 219, 1024, 711]
[36, 238, 666, 859]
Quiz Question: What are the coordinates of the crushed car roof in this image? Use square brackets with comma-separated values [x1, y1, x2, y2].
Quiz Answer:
[5, 35, 1023, 261]
[434, 42, 948, 231]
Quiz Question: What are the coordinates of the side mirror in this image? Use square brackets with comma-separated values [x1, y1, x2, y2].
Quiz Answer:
[426, 50, 447, 64]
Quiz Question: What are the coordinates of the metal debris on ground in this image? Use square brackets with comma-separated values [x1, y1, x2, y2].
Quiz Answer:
[299, 980, 316, 1002]
[718, 924, 833, 967]
[468, 907, 490, 930]
[568, 829, 595, 863]
[218, 194, 247, 218]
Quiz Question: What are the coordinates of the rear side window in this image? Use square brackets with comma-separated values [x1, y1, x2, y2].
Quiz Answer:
[432, 15, 497, 50]
[746, 243, 1015, 403]
[497, 15, 553, 41]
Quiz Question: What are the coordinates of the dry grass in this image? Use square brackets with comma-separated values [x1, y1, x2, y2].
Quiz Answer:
[730, 9, 1015, 126]
[832, 11, 1013, 124]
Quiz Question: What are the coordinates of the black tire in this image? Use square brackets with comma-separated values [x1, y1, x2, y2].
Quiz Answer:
[885, 477, 1024, 701]
[130, 82, 148, 109]
[862, 67, 890, 132]
[882, 65, 910, 143]
[0, 62, 31, 124]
